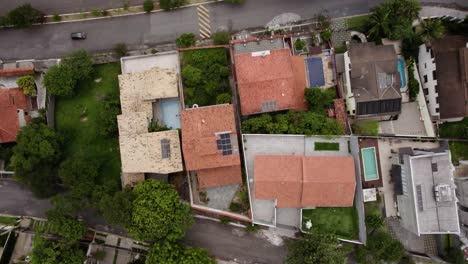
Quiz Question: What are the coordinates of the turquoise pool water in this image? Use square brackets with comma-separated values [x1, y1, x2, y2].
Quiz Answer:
[160, 98, 181, 129]
[362, 147, 379, 181]
[397, 57, 406, 89]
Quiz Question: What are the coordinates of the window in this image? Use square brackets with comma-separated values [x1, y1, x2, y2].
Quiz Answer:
[424, 63, 427, 69]
[435, 84, 438, 93]
[436, 97, 439, 104]
[262, 101, 277, 112]
[416, 185, 424, 211]
[216, 133, 232, 156]
[424, 88, 428, 95]
[423, 75, 428, 83]
[161, 139, 171, 159]
[436, 108, 439, 113]
[432, 163, 438, 172]
[432, 71, 437, 80]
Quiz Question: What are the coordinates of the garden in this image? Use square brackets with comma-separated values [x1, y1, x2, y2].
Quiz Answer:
[55, 63, 122, 190]
[181, 48, 231, 106]
[301, 207, 359, 240]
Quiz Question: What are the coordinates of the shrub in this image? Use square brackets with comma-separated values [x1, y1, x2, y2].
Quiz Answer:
[219, 216, 230, 225]
[16, 75, 37, 97]
[176, 33, 196, 48]
[143, 0, 154, 13]
[213, 31, 231, 45]
[160, 0, 186, 10]
[91, 9, 101, 16]
[123, 1, 130, 10]
[294, 39, 306, 51]
[224, 0, 245, 3]
[352, 120, 379, 136]
[407, 62, 420, 101]
[151, 48, 158, 54]
[246, 224, 260, 233]
[216, 93, 231, 104]
[320, 29, 332, 42]
[229, 202, 243, 213]
[7, 3, 44, 28]
[43, 65, 76, 96]
[0, 16, 10, 27]
[101, 9, 109, 16]
[113, 43, 128, 58]
[52, 14, 61, 21]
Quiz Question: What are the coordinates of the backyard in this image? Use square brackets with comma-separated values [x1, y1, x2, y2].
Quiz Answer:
[439, 118, 468, 139]
[181, 48, 231, 106]
[448, 141, 468, 166]
[314, 142, 339, 151]
[302, 207, 359, 240]
[55, 63, 122, 190]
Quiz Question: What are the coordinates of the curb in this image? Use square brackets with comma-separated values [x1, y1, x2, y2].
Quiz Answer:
[40, 0, 222, 25]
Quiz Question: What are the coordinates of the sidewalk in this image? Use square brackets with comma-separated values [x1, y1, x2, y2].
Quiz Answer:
[420, 6, 468, 19]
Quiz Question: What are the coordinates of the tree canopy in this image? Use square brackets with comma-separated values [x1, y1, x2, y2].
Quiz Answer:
[128, 179, 193, 241]
[98, 187, 134, 228]
[213, 31, 231, 45]
[176, 33, 196, 48]
[356, 231, 406, 263]
[16, 75, 37, 97]
[10, 121, 63, 197]
[285, 234, 347, 264]
[62, 49, 94, 81]
[6, 4, 44, 28]
[419, 19, 445, 43]
[31, 231, 85, 264]
[43, 64, 77, 96]
[304, 87, 336, 114]
[97, 93, 121, 137]
[146, 241, 215, 264]
[160, 0, 186, 11]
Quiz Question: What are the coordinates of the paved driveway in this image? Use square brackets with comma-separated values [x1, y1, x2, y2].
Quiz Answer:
[0, 180, 52, 218]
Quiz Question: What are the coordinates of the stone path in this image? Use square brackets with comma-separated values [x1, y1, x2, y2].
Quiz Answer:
[331, 18, 351, 48]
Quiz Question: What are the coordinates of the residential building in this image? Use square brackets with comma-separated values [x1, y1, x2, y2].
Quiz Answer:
[117, 67, 183, 187]
[343, 43, 402, 119]
[454, 162, 468, 243]
[417, 36, 468, 122]
[181, 104, 242, 189]
[0, 88, 33, 143]
[393, 147, 460, 236]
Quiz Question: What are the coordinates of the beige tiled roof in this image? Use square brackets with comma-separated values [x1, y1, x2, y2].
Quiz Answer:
[117, 112, 148, 136]
[119, 129, 183, 174]
[119, 67, 179, 117]
[121, 173, 145, 188]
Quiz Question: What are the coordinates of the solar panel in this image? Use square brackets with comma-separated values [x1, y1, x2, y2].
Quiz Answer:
[161, 139, 171, 159]
[216, 133, 233, 156]
[416, 185, 424, 211]
[262, 101, 277, 112]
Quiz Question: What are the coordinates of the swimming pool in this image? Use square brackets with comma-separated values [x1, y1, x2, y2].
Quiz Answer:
[361, 147, 379, 181]
[397, 57, 407, 89]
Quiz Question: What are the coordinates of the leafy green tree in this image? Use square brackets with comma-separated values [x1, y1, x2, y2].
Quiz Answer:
[16, 75, 37, 96]
[368, 6, 390, 42]
[10, 122, 63, 197]
[402, 32, 423, 60]
[320, 29, 332, 42]
[407, 61, 420, 101]
[58, 155, 100, 203]
[182, 65, 203, 87]
[160, 0, 186, 10]
[367, 232, 405, 262]
[62, 49, 94, 81]
[43, 64, 76, 96]
[213, 31, 231, 45]
[46, 196, 87, 241]
[419, 19, 445, 43]
[216, 93, 231, 104]
[97, 93, 121, 137]
[176, 33, 196, 48]
[143, 0, 154, 13]
[7, 4, 44, 28]
[129, 179, 193, 241]
[31, 231, 85, 264]
[242, 114, 273, 134]
[304, 87, 336, 114]
[99, 188, 134, 228]
[285, 233, 346, 264]
[146, 241, 215, 264]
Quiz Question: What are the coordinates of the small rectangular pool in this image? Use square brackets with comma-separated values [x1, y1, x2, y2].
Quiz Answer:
[397, 57, 407, 89]
[361, 147, 379, 181]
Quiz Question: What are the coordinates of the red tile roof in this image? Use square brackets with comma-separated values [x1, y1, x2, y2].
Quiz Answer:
[254, 155, 356, 207]
[235, 49, 307, 115]
[0, 67, 34, 77]
[333, 99, 347, 131]
[181, 104, 242, 188]
[197, 165, 242, 189]
[0, 88, 32, 143]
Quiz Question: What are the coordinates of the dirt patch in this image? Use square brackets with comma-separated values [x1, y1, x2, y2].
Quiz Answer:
[94, 78, 102, 83]
[169, 171, 189, 201]
[80, 117, 88, 122]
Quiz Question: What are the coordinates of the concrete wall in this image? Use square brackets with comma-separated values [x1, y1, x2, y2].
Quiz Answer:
[417, 44, 439, 119]
[413, 62, 436, 137]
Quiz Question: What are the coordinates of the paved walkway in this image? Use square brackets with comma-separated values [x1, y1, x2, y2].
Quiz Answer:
[420, 6, 468, 19]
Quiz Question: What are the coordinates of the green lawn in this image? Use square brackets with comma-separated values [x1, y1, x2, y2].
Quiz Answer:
[302, 207, 359, 239]
[448, 141, 468, 166]
[55, 63, 121, 190]
[439, 118, 468, 139]
[314, 142, 340, 151]
[346, 14, 370, 32]
[0, 216, 18, 226]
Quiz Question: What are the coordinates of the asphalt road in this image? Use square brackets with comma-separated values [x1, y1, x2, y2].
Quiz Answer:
[185, 218, 288, 264]
[0, 0, 386, 61]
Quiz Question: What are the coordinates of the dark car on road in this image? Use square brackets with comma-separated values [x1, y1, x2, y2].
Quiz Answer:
[71, 32, 86, 40]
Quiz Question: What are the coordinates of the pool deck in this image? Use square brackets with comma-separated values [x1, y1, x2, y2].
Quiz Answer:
[358, 138, 383, 189]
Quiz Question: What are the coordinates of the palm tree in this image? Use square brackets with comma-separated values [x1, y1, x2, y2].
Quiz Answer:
[368, 6, 391, 41]
[420, 19, 445, 44]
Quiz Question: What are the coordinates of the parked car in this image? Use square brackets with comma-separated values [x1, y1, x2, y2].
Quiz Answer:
[71, 32, 86, 40]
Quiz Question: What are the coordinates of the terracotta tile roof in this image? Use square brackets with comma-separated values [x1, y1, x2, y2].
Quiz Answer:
[291, 56, 308, 111]
[254, 155, 356, 207]
[235, 49, 307, 115]
[181, 104, 242, 188]
[197, 165, 242, 189]
[333, 99, 347, 130]
[0, 67, 34, 77]
[0, 88, 32, 143]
